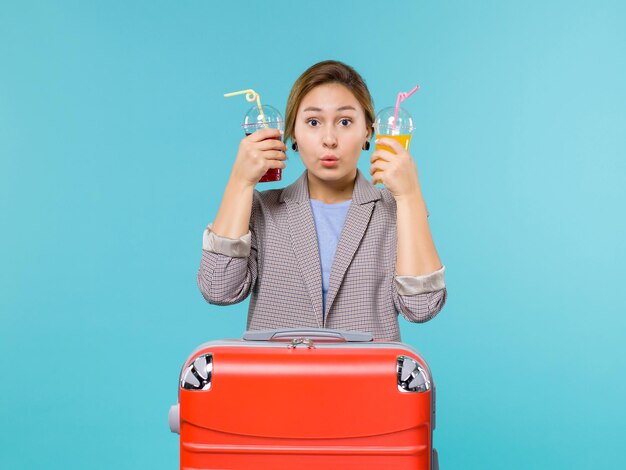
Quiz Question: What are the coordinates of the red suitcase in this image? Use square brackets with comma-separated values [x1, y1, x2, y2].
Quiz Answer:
[169, 328, 438, 469]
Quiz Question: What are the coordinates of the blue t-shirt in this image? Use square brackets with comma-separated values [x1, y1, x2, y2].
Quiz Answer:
[309, 198, 352, 316]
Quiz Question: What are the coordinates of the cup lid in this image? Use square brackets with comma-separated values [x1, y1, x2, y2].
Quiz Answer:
[242, 104, 284, 129]
[374, 106, 415, 135]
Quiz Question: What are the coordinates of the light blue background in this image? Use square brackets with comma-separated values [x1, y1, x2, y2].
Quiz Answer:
[1, 1, 625, 468]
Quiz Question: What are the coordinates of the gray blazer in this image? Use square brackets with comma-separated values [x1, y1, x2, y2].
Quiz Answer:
[198, 169, 447, 341]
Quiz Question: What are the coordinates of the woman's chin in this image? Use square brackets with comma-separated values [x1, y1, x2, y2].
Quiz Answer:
[308, 166, 356, 182]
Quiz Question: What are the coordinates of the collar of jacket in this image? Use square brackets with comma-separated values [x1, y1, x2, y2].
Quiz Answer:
[276, 167, 382, 326]
[279, 168, 382, 205]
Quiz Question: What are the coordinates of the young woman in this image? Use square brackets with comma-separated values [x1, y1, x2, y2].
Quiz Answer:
[198, 60, 447, 341]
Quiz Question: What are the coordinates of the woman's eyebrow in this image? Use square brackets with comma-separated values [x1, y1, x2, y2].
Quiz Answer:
[302, 105, 357, 113]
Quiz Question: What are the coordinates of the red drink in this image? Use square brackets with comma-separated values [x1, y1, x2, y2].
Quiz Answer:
[245, 132, 282, 182]
[242, 104, 284, 183]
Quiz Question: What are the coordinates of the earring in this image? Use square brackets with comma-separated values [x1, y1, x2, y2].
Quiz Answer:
[291, 142, 298, 152]
[363, 141, 371, 151]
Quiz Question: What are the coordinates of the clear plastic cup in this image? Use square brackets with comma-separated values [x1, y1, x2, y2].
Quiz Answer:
[372, 107, 415, 185]
[373, 106, 415, 152]
[242, 105, 284, 183]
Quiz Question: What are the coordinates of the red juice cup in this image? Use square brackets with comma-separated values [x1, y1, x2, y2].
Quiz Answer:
[242, 104, 284, 183]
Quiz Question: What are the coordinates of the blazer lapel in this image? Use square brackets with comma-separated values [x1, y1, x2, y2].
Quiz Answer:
[324, 170, 381, 322]
[280, 171, 324, 327]
[280, 169, 383, 327]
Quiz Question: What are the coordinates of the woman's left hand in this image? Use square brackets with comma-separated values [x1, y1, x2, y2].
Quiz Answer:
[369, 137, 422, 199]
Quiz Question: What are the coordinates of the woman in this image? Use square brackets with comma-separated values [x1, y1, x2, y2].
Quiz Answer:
[198, 60, 447, 341]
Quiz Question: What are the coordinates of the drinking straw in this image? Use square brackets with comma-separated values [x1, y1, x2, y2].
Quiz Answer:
[224, 89, 267, 126]
[393, 85, 420, 132]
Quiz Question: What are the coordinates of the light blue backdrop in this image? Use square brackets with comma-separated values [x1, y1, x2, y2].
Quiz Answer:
[1, 1, 625, 468]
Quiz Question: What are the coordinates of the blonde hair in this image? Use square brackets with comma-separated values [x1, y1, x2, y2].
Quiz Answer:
[284, 60, 374, 145]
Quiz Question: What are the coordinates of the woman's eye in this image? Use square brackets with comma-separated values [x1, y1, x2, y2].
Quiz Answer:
[308, 119, 319, 127]
[340, 119, 352, 126]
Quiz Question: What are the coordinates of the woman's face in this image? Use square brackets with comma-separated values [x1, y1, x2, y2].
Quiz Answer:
[293, 83, 371, 184]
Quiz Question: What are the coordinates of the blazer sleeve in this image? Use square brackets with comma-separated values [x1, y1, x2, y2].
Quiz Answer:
[196, 202, 259, 306]
[392, 265, 447, 323]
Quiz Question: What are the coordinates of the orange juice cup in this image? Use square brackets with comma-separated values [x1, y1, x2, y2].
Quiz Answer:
[373, 106, 415, 185]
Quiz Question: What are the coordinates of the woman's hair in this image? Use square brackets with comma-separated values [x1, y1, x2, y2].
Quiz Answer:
[283, 60, 374, 145]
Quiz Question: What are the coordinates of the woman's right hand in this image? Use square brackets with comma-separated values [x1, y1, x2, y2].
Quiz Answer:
[230, 128, 287, 186]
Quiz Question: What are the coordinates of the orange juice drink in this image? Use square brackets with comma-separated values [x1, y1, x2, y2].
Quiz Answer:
[373, 106, 415, 185]
[374, 133, 412, 153]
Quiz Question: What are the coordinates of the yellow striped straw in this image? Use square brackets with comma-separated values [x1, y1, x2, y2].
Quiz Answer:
[223, 89, 268, 126]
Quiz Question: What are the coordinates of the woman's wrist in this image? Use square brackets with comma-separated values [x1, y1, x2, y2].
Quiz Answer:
[227, 172, 257, 192]
[394, 189, 425, 207]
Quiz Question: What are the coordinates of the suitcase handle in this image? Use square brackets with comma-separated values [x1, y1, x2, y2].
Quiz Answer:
[242, 328, 373, 342]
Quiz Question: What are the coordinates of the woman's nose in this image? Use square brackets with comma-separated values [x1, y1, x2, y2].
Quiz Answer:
[322, 129, 338, 148]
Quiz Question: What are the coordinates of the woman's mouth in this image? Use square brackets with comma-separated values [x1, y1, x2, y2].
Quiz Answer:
[321, 155, 338, 167]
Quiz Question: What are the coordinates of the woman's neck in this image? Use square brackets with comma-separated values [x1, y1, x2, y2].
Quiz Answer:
[307, 169, 357, 204]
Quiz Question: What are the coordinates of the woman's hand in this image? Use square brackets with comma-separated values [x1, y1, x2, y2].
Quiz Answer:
[369, 137, 422, 200]
[230, 128, 287, 186]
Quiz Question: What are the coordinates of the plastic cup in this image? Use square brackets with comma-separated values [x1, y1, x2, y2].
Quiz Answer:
[372, 107, 415, 184]
[242, 104, 284, 183]
[374, 106, 415, 151]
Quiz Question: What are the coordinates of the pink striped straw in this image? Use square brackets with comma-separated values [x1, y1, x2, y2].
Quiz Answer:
[393, 85, 420, 132]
